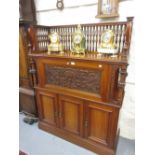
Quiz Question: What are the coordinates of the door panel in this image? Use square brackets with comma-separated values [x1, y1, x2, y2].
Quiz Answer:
[59, 95, 84, 136]
[89, 108, 109, 141]
[37, 91, 58, 127]
[85, 102, 114, 146]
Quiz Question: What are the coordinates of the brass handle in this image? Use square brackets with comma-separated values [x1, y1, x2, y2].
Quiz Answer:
[70, 61, 75, 65]
[118, 82, 125, 87]
[98, 64, 103, 68]
[118, 68, 127, 88]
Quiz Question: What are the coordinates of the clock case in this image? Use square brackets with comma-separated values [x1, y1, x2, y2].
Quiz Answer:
[48, 32, 63, 53]
[71, 25, 86, 55]
[97, 29, 118, 54]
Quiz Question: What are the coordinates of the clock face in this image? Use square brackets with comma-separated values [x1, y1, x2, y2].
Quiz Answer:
[102, 31, 112, 43]
[49, 33, 59, 43]
[73, 34, 82, 44]
[51, 34, 58, 43]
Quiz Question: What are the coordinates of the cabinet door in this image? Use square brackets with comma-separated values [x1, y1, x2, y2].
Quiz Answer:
[59, 95, 84, 137]
[37, 91, 58, 127]
[85, 101, 116, 147]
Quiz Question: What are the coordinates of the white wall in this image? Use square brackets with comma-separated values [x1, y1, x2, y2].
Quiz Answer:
[34, 0, 135, 140]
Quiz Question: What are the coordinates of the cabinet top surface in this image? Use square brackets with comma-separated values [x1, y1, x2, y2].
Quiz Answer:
[29, 52, 128, 64]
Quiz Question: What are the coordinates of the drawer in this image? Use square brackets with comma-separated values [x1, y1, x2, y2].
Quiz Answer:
[64, 59, 104, 70]
[37, 57, 104, 70]
[37, 57, 70, 67]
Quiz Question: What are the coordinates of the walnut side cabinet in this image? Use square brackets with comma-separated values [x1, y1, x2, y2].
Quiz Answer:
[28, 18, 133, 155]
[30, 53, 129, 155]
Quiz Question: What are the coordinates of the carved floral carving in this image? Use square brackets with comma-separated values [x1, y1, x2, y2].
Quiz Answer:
[45, 65, 101, 94]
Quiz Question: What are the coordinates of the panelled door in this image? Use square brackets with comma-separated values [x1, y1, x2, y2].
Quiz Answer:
[37, 90, 59, 127]
[59, 95, 84, 137]
[85, 101, 116, 147]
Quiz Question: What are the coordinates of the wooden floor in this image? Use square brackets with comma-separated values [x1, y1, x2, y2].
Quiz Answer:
[19, 114, 135, 155]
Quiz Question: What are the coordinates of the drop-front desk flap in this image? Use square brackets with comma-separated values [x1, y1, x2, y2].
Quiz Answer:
[29, 52, 128, 107]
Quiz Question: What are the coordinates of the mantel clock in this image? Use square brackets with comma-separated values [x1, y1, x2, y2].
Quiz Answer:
[71, 24, 86, 55]
[97, 29, 118, 54]
[47, 32, 63, 54]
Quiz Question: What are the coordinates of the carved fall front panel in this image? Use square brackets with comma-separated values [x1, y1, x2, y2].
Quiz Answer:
[45, 65, 101, 94]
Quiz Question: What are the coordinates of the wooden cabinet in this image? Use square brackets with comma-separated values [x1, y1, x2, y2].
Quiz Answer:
[29, 19, 133, 155]
[37, 90, 84, 136]
[36, 88, 117, 148]
[32, 54, 127, 155]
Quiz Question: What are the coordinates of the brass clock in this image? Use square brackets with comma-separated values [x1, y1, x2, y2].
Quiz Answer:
[97, 29, 118, 54]
[71, 24, 86, 55]
[50, 32, 59, 43]
[101, 30, 115, 48]
[73, 34, 82, 44]
[48, 32, 63, 54]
